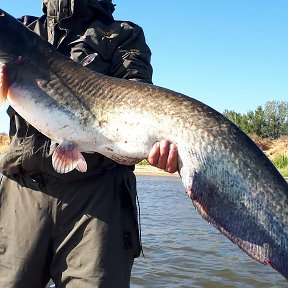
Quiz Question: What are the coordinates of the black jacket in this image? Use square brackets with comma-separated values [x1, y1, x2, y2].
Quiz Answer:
[0, 4, 153, 180]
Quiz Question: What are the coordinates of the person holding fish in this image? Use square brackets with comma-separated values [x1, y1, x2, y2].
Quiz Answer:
[0, 0, 178, 287]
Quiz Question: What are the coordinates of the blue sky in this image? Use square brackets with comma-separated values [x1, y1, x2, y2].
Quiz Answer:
[0, 0, 287, 133]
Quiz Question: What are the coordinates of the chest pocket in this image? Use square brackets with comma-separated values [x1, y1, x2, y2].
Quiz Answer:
[69, 23, 120, 76]
[69, 37, 111, 75]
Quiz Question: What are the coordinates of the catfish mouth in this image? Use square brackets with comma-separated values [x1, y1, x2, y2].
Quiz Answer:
[0, 62, 9, 102]
[0, 55, 22, 104]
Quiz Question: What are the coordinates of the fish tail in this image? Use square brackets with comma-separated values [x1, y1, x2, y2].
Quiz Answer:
[180, 159, 288, 281]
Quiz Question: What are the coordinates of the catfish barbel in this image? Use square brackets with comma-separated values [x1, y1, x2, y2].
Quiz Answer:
[0, 8, 287, 280]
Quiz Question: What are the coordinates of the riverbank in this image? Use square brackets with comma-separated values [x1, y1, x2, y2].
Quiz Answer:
[0, 134, 287, 178]
[0, 134, 177, 177]
[134, 165, 179, 177]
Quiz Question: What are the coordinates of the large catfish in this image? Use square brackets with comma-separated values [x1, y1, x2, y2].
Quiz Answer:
[0, 8, 287, 280]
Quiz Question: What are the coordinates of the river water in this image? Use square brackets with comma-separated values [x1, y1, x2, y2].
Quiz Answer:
[0, 171, 285, 287]
[129, 175, 286, 288]
[28, 173, 286, 287]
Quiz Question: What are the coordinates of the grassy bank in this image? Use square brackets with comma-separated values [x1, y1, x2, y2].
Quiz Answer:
[272, 155, 288, 179]
[255, 135, 288, 179]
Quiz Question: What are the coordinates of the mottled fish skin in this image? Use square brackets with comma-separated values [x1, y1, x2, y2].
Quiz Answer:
[0, 8, 287, 280]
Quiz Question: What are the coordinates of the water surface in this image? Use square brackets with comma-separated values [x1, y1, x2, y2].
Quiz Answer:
[130, 175, 286, 288]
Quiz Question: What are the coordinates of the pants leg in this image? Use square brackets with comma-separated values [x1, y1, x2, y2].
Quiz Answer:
[0, 174, 52, 288]
[49, 166, 140, 288]
[0, 165, 140, 288]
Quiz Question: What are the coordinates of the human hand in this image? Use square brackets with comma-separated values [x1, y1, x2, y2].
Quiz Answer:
[147, 140, 178, 173]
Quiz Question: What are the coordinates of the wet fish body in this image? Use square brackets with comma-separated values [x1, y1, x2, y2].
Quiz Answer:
[0, 9, 287, 279]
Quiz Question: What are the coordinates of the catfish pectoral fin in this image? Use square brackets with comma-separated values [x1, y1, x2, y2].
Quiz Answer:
[52, 141, 87, 174]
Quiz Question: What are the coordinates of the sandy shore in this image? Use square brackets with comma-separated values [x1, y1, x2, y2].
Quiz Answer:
[0, 154, 177, 177]
[134, 165, 179, 177]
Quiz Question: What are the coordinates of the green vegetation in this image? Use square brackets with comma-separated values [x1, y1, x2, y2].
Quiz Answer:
[273, 154, 288, 169]
[223, 101, 288, 140]
[137, 159, 149, 165]
[223, 100, 288, 178]
[272, 155, 288, 178]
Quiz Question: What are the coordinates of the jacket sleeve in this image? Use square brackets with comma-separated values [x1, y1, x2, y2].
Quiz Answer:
[110, 23, 153, 84]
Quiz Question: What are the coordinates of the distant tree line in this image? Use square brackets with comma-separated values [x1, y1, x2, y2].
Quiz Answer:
[223, 101, 288, 139]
